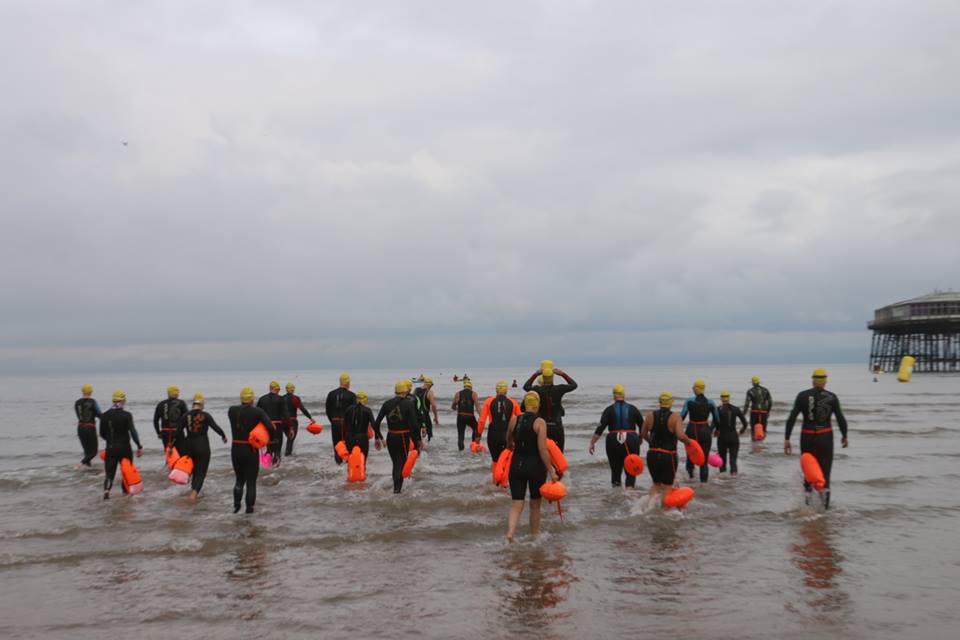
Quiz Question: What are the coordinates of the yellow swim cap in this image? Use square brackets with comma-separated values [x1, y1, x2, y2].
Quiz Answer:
[751, 376, 761, 385]
[496, 380, 508, 393]
[340, 373, 351, 385]
[464, 379, 473, 389]
[693, 379, 706, 392]
[523, 391, 540, 411]
[81, 384, 93, 395]
[720, 390, 730, 399]
[240, 387, 255, 402]
[112, 390, 126, 402]
[193, 392, 204, 404]
[269, 381, 280, 390]
[357, 390, 368, 403]
[659, 391, 673, 407]
[613, 384, 625, 398]
[167, 385, 179, 397]
[395, 381, 406, 394]
[422, 376, 433, 385]
[286, 382, 295, 392]
[812, 368, 828, 379]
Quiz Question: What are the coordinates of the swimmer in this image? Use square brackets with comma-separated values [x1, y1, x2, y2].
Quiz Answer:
[681, 379, 720, 483]
[715, 390, 747, 475]
[589, 384, 644, 487]
[505, 391, 557, 542]
[257, 381, 289, 466]
[784, 368, 849, 509]
[325, 373, 356, 465]
[640, 392, 693, 506]
[522, 361, 578, 451]
[154, 385, 188, 457]
[477, 380, 521, 462]
[177, 393, 227, 499]
[743, 376, 773, 440]
[451, 379, 479, 451]
[229, 387, 277, 513]
[74, 384, 101, 466]
[413, 377, 439, 441]
[374, 381, 423, 494]
[282, 382, 314, 456]
[100, 390, 143, 499]
[343, 390, 376, 463]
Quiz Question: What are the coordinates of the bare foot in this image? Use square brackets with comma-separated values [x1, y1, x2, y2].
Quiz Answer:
[506, 532, 514, 543]
[189, 491, 198, 500]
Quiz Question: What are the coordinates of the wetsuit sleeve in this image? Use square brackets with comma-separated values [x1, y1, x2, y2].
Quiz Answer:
[522, 372, 538, 392]
[74, 399, 81, 420]
[558, 372, 577, 390]
[632, 405, 644, 430]
[206, 412, 225, 438]
[325, 391, 336, 420]
[742, 391, 752, 415]
[99, 415, 108, 441]
[258, 408, 277, 437]
[94, 400, 102, 418]
[477, 397, 493, 432]
[373, 403, 388, 439]
[785, 393, 803, 440]
[680, 398, 691, 420]
[834, 396, 848, 438]
[594, 406, 612, 436]
[404, 401, 422, 447]
[298, 397, 313, 421]
[710, 400, 721, 425]
[153, 402, 162, 436]
[735, 407, 748, 430]
[129, 415, 142, 448]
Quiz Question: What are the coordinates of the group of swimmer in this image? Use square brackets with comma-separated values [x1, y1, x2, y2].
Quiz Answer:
[75, 361, 849, 534]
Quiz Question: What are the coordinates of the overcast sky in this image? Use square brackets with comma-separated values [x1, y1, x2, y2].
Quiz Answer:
[1, 1, 958, 374]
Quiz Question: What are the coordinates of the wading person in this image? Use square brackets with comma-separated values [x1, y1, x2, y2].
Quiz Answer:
[589, 384, 643, 488]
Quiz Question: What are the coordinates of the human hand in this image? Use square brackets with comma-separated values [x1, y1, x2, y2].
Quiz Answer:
[784, 440, 792, 455]
[136, 448, 143, 458]
[222, 436, 228, 444]
[842, 437, 849, 448]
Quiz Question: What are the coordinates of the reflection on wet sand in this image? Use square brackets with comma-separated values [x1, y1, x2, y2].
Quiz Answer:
[225, 524, 269, 621]
[789, 517, 849, 620]
[495, 545, 575, 633]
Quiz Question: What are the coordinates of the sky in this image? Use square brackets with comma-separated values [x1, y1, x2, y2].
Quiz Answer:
[1, 1, 958, 374]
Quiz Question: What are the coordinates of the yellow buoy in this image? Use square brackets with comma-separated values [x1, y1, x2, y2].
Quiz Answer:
[897, 356, 916, 383]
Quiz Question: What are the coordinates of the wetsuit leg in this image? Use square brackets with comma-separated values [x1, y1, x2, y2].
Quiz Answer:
[78, 425, 98, 465]
[696, 428, 712, 483]
[386, 433, 407, 493]
[231, 445, 259, 512]
[605, 433, 626, 486]
[465, 416, 478, 444]
[285, 419, 298, 456]
[331, 418, 344, 464]
[546, 423, 564, 452]
[103, 447, 120, 492]
[190, 441, 211, 494]
[487, 430, 506, 462]
[456, 416, 468, 451]
[717, 439, 728, 472]
[816, 433, 834, 489]
[684, 426, 696, 478]
[728, 439, 739, 474]
[799, 433, 815, 492]
[624, 433, 640, 488]
[509, 456, 546, 500]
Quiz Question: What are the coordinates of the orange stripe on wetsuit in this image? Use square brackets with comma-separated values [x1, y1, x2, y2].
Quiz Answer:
[801, 427, 833, 435]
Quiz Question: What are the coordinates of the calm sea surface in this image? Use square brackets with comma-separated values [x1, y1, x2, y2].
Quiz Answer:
[1, 364, 958, 639]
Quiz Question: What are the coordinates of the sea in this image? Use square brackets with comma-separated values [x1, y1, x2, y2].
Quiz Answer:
[1, 364, 958, 639]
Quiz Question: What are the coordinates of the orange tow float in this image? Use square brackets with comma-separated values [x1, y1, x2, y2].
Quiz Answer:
[335, 440, 349, 462]
[248, 423, 270, 449]
[624, 453, 644, 476]
[800, 453, 826, 491]
[347, 446, 366, 482]
[663, 486, 694, 508]
[168, 455, 194, 485]
[539, 481, 567, 502]
[120, 458, 143, 495]
[546, 439, 568, 475]
[753, 423, 765, 440]
[402, 447, 418, 478]
[306, 422, 323, 435]
[492, 449, 512, 487]
[685, 440, 705, 466]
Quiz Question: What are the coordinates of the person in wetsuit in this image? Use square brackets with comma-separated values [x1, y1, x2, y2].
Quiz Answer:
[641, 392, 693, 506]
[715, 390, 747, 476]
[743, 376, 773, 441]
[505, 391, 557, 542]
[177, 393, 226, 499]
[257, 381, 289, 466]
[413, 377, 439, 442]
[100, 390, 143, 499]
[154, 385, 188, 458]
[785, 368, 849, 509]
[451, 379, 479, 451]
[681, 379, 720, 483]
[343, 390, 377, 466]
[325, 373, 357, 465]
[374, 381, 423, 494]
[282, 382, 313, 457]
[522, 361, 577, 452]
[589, 384, 644, 487]
[477, 380, 521, 462]
[75, 383, 101, 466]
[229, 387, 277, 513]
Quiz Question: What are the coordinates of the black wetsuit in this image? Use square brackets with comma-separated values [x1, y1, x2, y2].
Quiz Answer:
[715, 404, 747, 474]
[454, 389, 477, 451]
[282, 393, 312, 456]
[485, 395, 517, 462]
[343, 403, 375, 461]
[74, 397, 101, 465]
[374, 395, 422, 493]
[786, 387, 848, 497]
[743, 385, 773, 440]
[645, 408, 678, 486]
[682, 394, 719, 482]
[595, 401, 643, 487]
[228, 404, 276, 513]
[509, 412, 547, 500]
[100, 406, 142, 493]
[522, 376, 578, 452]
[256, 392, 289, 465]
[177, 409, 226, 494]
[154, 397, 188, 454]
[413, 387, 433, 441]
[325, 387, 357, 464]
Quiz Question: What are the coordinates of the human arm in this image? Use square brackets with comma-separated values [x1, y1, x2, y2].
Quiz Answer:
[784, 393, 803, 454]
[834, 395, 849, 447]
[742, 390, 752, 415]
[589, 406, 612, 454]
[207, 412, 227, 442]
[535, 418, 557, 483]
[670, 413, 693, 446]
[554, 369, 577, 390]
[640, 413, 652, 443]
[522, 370, 540, 392]
[477, 397, 493, 437]
[506, 415, 517, 450]
[427, 388, 439, 424]
[258, 408, 278, 438]
[129, 414, 143, 451]
[680, 398, 691, 420]
[153, 402, 162, 437]
[736, 407, 748, 432]
[373, 403, 388, 441]
[297, 397, 313, 422]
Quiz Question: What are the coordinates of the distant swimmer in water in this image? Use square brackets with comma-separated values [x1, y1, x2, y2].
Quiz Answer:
[374, 381, 423, 494]
[640, 392, 693, 506]
[325, 374, 356, 465]
[785, 368, 849, 509]
[154, 385, 188, 458]
[100, 390, 143, 499]
[589, 384, 644, 488]
[715, 390, 747, 476]
[451, 379, 480, 451]
[229, 387, 276, 513]
[343, 391, 376, 465]
[505, 391, 557, 542]
[453, 375, 459, 382]
[75, 384, 101, 466]
[743, 376, 773, 441]
[177, 393, 226, 499]
[257, 381, 289, 466]
[282, 382, 313, 457]
[512, 379, 518, 388]
[681, 379, 720, 483]
[522, 360, 578, 452]
[413, 377, 439, 441]
[477, 380, 521, 462]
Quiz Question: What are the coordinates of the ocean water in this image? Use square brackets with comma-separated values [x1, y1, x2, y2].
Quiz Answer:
[1, 364, 958, 639]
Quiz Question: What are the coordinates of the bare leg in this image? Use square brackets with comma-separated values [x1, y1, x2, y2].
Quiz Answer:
[529, 499, 542, 536]
[507, 500, 525, 542]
